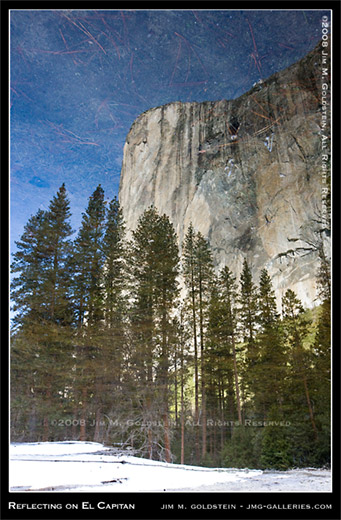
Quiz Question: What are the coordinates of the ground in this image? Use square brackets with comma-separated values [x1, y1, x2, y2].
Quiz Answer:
[9, 441, 331, 493]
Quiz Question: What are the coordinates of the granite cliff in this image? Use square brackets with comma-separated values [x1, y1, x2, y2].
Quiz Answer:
[119, 42, 330, 307]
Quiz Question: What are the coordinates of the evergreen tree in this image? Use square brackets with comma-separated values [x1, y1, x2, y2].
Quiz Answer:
[310, 251, 331, 464]
[73, 185, 106, 328]
[220, 267, 242, 423]
[182, 225, 214, 462]
[103, 197, 126, 329]
[238, 259, 258, 413]
[11, 209, 48, 440]
[182, 223, 200, 462]
[44, 183, 74, 325]
[11, 185, 74, 441]
[206, 267, 242, 463]
[195, 232, 214, 460]
[260, 406, 293, 470]
[128, 207, 180, 461]
[239, 259, 258, 353]
[11, 209, 48, 331]
[219, 266, 242, 425]
[255, 269, 286, 419]
[174, 306, 192, 465]
[71, 184, 106, 440]
[93, 196, 127, 442]
[222, 426, 258, 469]
[282, 290, 318, 444]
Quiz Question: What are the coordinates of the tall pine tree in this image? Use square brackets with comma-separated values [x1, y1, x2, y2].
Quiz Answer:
[182, 225, 214, 462]
[238, 259, 258, 416]
[255, 269, 286, 419]
[11, 185, 74, 441]
[128, 207, 179, 461]
[282, 290, 318, 445]
[93, 196, 127, 442]
[71, 184, 106, 440]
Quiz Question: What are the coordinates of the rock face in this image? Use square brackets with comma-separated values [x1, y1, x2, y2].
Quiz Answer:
[119, 42, 330, 307]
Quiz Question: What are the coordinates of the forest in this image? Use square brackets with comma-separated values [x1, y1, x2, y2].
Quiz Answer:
[10, 184, 331, 470]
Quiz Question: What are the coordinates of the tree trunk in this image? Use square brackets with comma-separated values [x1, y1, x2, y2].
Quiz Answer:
[146, 394, 153, 459]
[174, 350, 178, 429]
[148, 427, 153, 459]
[220, 380, 225, 452]
[42, 383, 51, 442]
[180, 343, 185, 465]
[93, 406, 102, 442]
[199, 275, 207, 461]
[163, 411, 171, 463]
[191, 283, 200, 464]
[79, 387, 87, 441]
[72, 407, 78, 439]
[303, 374, 318, 440]
[232, 333, 242, 424]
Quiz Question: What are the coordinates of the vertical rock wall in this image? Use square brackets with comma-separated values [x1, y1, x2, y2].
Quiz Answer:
[119, 42, 330, 307]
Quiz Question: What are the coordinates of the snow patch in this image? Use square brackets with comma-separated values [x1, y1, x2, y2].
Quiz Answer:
[9, 442, 331, 493]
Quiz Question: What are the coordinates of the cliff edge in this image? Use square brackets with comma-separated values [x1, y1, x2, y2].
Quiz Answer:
[119, 42, 330, 306]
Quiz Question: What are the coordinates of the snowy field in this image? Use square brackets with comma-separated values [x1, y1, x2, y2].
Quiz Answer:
[9, 442, 331, 493]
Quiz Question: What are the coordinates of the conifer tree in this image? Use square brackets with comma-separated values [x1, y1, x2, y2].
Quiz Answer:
[11, 209, 48, 331]
[11, 209, 48, 440]
[282, 289, 318, 441]
[310, 251, 331, 463]
[206, 275, 232, 459]
[73, 184, 106, 328]
[71, 184, 106, 440]
[195, 232, 214, 460]
[239, 259, 258, 353]
[238, 259, 258, 411]
[44, 183, 74, 325]
[260, 406, 293, 470]
[174, 306, 191, 465]
[128, 207, 179, 461]
[182, 225, 214, 462]
[103, 197, 126, 329]
[93, 196, 127, 441]
[182, 223, 200, 461]
[11, 185, 74, 440]
[255, 269, 286, 419]
[219, 266, 242, 424]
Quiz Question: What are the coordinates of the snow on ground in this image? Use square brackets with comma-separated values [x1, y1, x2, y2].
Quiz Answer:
[9, 442, 331, 493]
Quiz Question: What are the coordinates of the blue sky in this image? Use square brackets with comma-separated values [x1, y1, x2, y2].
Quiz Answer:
[10, 9, 329, 251]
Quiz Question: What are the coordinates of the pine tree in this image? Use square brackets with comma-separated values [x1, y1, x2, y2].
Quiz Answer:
[182, 225, 214, 462]
[11, 209, 48, 440]
[103, 197, 126, 329]
[260, 406, 293, 470]
[175, 306, 191, 465]
[219, 266, 242, 425]
[182, 223, 200, 462]
[195, 232, 214, 460]
[71, 184, 106, 440]
[11, 185, 74, 441]
[255, 269, 286, 419]
[239, 259, 258, 353]
[310, 251, 331, 464]
[11, 209, 48, 331]
[93, 196, 127, 442]
[128, 207, 180, 461]
[206, 275, 231, 460]
[238, 259, 258, 413]
[282, 290, 318, 442]
[73, 185, 106, 328]
[44, 183, 74, 325]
